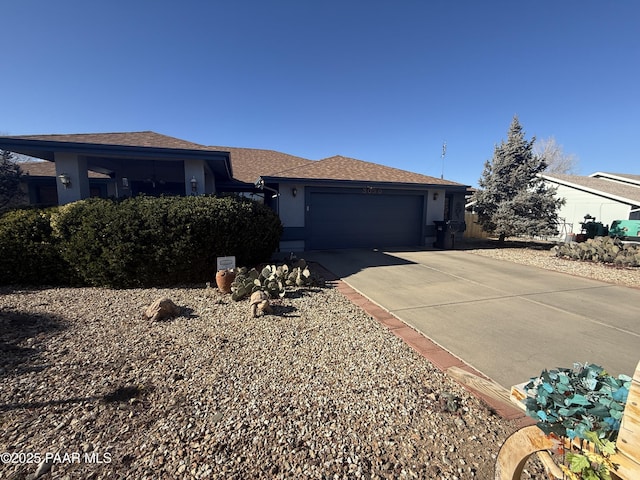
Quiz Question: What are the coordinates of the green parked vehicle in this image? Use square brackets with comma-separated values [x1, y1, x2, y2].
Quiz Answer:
[609, 219, 640, 241]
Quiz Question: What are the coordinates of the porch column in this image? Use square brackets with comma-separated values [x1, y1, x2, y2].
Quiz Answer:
[54, 152, 90, 205]
[205, 171, 216, 194]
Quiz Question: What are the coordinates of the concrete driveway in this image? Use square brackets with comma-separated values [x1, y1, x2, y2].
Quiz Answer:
[304, 248, 640, 388]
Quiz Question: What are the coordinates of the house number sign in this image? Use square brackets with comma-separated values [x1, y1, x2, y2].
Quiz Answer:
[362, 186, 382, 194]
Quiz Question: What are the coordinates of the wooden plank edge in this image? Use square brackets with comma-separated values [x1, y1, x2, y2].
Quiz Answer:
[510, 382, 529, 411]
[446, 366, 513, 408]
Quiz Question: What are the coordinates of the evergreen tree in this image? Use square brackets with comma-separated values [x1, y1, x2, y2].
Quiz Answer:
[473, 116, 565, 243]
[0, 149, 24, 213]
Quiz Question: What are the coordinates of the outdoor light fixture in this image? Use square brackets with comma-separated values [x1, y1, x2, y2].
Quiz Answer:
[291, 187, 297, 197]
[122, 177, 129, 189]
[255, 177, 280, 198]
[58, 174, 71, 188]
[433, 192, 439, 201]
[190, 176, 198, 193]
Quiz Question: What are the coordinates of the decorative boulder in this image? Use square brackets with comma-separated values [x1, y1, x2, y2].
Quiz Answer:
[250, 291, 272, 317]
[143, 297, 181, 322]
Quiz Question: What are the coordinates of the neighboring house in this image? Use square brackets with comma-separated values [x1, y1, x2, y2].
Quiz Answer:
[540, 172, 640, 238]
[0, 131, 468, 251]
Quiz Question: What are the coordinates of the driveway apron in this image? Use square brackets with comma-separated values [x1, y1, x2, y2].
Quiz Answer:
[305, 249, 640, 388]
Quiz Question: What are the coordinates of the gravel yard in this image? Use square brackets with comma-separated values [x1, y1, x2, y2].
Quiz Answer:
[1, 242, 636, 479]
[460, 238, 639, 289]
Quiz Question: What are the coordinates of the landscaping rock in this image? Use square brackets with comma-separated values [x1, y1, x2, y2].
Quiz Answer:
[142, 297, 181, 321]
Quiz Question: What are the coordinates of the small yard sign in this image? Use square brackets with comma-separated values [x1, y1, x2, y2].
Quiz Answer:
[216, 256, 236, 271]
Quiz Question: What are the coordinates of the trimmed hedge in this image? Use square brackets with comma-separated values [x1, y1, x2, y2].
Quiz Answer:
[0, 208, 72, 285]
[0, 195, 282, 288]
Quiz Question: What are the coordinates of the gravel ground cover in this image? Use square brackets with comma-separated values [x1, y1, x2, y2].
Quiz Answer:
[1, 241, 635, 479]
[1, 288, 535, 480]
[460, 238, 639, 289]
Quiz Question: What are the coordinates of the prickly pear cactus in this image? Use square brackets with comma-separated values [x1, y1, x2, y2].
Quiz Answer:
[553, 236, 640, 267]
[228, 258, 322, 301]
[230, 268, 261, 301]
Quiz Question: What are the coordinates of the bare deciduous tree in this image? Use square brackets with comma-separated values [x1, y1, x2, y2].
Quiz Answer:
[534, 136, 579, 174]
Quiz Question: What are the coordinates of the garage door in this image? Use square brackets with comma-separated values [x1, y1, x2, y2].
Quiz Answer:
[307, 192, 424, 249]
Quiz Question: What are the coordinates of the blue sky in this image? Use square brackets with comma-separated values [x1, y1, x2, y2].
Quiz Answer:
[2, 1, 638, 187]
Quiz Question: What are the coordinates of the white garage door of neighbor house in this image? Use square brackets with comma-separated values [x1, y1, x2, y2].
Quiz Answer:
[307, 192, 423, 250]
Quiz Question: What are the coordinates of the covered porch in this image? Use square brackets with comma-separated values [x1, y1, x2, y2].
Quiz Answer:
[0, 132, 236, 204]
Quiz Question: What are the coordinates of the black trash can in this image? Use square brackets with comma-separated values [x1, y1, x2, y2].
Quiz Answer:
[433, 220, 466, 249]
[433, 221, 451, 249]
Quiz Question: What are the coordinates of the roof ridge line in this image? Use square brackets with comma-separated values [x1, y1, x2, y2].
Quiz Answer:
[210, 145, 313, 161]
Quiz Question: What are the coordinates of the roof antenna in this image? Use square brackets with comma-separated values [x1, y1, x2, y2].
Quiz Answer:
[441, 141, 446, 179]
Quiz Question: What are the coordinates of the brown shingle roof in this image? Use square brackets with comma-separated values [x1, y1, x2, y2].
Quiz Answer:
[6, 132, 467, 187]
[8, 131, 217, 151]
[210, 146, 313, 184]
[266, 155, 465, 186]
[543, 173, 640, 204]
[19, 161, 109, 179]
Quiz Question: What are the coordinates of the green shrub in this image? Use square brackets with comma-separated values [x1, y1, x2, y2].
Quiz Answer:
[164, 195, 283, 283]
[51, 195, 282, 287]
[51, 197, 171, 287]
[0, 208, 71, 285]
